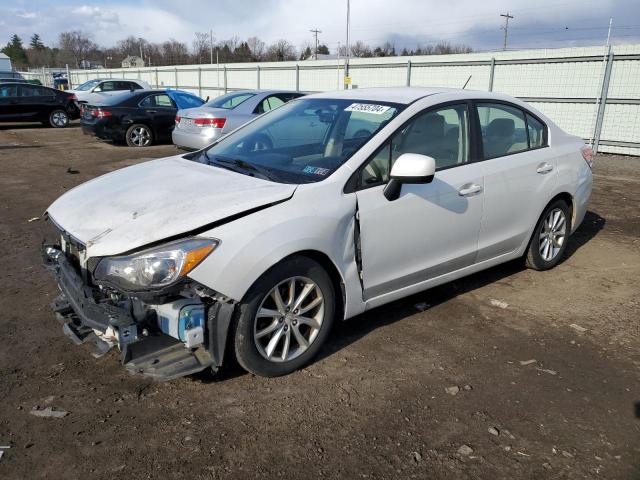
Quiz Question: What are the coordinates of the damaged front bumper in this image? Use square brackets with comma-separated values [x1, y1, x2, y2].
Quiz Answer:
[42, 244, 235, 381]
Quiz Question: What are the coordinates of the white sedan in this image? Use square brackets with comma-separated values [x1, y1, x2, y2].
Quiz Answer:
[43, 87, 592, 379]
[69, 78, 151, 105]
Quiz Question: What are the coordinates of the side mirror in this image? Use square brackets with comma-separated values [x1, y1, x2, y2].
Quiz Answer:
[205, 96, 210, 102]
[383, 153, 436, 201]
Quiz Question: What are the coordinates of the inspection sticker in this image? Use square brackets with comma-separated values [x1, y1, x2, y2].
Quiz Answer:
[303, 166, 330, 176]
[344, 103, 391, 115]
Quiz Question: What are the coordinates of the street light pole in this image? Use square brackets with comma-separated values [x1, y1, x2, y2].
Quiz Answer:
[345, 0, 351, 88]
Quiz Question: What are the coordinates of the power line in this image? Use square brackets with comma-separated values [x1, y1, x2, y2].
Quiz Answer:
[500, 12, 514, 50]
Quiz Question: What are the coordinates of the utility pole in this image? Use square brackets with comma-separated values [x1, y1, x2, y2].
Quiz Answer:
[210, 29, 214, 64]
[500, 12, 514, 50]
[310, 29, 322, 60]
[345, 0, 351, 88]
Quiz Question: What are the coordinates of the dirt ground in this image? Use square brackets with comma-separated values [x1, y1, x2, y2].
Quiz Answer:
[0, 122, 639, 480]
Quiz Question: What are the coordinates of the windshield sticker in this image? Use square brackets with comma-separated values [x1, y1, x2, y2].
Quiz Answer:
[344, 103, 391, 115]
[303, 166, 330, 176]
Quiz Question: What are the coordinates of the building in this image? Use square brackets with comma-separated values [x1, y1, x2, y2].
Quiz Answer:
[121, 55, 145, 68]
[0, 53, 11, 71]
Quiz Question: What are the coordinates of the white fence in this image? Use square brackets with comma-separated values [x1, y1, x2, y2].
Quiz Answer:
[23, 44, 640, 155]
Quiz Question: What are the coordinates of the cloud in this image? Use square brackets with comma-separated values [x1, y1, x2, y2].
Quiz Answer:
[0, 0, 637, 52]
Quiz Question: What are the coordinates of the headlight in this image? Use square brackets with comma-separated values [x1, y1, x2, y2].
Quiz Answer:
[94, 238, 218, 290]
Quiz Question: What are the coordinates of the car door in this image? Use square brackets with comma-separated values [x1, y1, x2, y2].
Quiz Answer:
[19, 85, 56, 120]
[140, 93, 177, 139]
[354, 103, 484, 300]
[474, 102, 557, 262]
[0, 84, 20, 120]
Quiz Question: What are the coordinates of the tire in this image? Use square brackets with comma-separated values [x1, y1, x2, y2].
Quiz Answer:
[232, 256, 335, 377]
[125, 124, 153, 147]
[49, 109, 69, 128]
[525, 199, 571, 271]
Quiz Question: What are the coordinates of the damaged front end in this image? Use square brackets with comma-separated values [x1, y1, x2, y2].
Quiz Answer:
[42, 219, 235, 381]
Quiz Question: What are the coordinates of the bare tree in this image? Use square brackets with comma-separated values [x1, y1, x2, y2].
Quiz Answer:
[192, 32, 210, 63]
[350, 40, 372, 58]
[58, 31, 96, 68]
[265, 39, 296, 61]
[161, 39, 189, 65]
[247, 36, 265, 61]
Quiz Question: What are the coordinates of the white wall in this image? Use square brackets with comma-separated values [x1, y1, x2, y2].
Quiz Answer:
[55, 44, 640, 155]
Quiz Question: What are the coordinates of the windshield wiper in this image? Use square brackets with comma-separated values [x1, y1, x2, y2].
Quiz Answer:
[213, 156, 279, 182]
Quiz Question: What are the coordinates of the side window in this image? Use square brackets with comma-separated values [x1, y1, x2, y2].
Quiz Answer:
[154, 94, 175, 107]
[357, 104, 470, 189]
[131, 82, 143, 90]
[0, 85, 18, 97]
[19, 85, 42, 97]
[255, 95, 286, 114]
[100, 82, 116, 92]
[392, 104, 470, 170]
[527, 114, 547, 149]
[139, 95, 155, 108]
[477, 103, 527, 158]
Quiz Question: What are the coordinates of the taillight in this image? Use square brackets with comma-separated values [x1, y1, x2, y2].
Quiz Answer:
[68, 94, 77, 101]
[90, 109, 112, 118]
[175, 115, 181, 125]
[581, 145, 594, 169]
[194, 117, 226, 128]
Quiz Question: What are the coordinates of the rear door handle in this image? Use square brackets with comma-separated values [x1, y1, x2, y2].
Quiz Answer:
[146, 109, 157, 113]
[536, 162, 554, 174]
[458, 183, 483, 197]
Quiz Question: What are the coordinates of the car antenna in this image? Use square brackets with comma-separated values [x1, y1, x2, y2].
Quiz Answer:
[462, 75, 472, 89]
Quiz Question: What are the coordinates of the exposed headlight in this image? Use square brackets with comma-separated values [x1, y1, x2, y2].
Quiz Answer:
[94, 238, 218, 291]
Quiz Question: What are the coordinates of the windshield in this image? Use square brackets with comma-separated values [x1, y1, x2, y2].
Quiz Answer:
[76, 79, 101, 91]
[194, 98, 403, 184]
[205, 91, 256, 109]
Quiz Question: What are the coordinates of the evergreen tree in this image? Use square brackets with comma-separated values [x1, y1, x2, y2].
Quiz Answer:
[1, 34, 29, 67]
[30, 34, 45, 50]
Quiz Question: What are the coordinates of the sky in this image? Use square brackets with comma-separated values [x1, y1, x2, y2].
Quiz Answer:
[0, 0, 639, 53]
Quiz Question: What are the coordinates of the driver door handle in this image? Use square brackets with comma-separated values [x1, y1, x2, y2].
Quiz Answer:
[458, 183, 483, 197]
[536, 162, 554, 174]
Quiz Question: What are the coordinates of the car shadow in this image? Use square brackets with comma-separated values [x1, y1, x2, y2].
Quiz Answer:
[0, 145, 45, 150]
[0, 122, 80, 130]
[195, 210, 605, 383]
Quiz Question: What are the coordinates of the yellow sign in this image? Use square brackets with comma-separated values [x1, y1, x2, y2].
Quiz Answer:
[344, 76, 352, 85]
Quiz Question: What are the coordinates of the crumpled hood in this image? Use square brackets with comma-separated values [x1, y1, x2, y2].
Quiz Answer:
[47, 155, 296, 257]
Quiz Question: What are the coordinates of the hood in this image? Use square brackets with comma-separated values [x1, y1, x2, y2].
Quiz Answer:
[47, 155, 296, 257]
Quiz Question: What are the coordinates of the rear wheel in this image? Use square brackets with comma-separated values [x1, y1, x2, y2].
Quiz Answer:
[126, 124, 153, 147]
[232, 256, 335, 377]
[525, 199, 571, 270]
[49, 109, 69, 128]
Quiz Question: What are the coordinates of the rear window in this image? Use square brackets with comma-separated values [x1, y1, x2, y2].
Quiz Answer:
[206, 92, 255, 109]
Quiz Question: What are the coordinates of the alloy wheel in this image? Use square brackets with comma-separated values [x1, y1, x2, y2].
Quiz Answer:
[539, 208, 567, 261]
[254, 276, 325, 363]
[51, 111, 68, 127]
[131, 126, 151, 146]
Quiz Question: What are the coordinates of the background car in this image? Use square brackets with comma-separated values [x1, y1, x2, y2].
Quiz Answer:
[0, 82, 79, 127]
[173, 89, 305, 150]
[0, 71, 24, 81]
[69, 78, 151, 105]
[81, 89, 204, 147]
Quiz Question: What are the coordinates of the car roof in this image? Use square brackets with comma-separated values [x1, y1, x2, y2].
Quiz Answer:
[305, 87, 491, 104]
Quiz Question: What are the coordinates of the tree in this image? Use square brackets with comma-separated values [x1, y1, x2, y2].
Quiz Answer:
[192, 32, 210, 63]
[317, 44, 330, 55]
[300, 45, 312, 60]
[234, 42, 252, 62]
[30, 34, 45, 50]
[1, 34, 29, 68]
[247, 36, 265, 61]
[350, 40, 372, 58]
[265, 40, 296, 61]
[58, 31, 96, 68]
[161, 39, 189, 65]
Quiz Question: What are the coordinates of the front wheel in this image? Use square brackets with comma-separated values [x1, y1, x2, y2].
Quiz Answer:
[232, 256, 335, 377]
[49, 109, 69, 128]
[526, 200, 571, 270]
[126, 124, 153, 147]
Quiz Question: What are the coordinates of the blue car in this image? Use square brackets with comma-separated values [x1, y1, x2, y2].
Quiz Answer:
[80, 89, 205, 147]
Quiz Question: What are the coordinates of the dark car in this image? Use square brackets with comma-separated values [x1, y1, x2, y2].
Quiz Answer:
[0, 82, 80, 127]
[81, 89, 205, 147]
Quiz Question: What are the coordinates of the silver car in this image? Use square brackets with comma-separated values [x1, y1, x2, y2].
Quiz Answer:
[172, 90, 305, 150]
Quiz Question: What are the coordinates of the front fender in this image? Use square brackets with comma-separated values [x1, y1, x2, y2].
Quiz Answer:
[187, 185, 364, 319]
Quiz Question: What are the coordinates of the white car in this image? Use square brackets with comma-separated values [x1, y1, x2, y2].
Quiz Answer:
[42, 87, 592, 380]
[69, 78, 151, 105]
